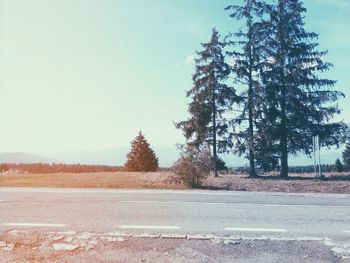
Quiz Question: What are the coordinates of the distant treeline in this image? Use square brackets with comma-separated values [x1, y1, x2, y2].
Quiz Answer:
[234, 164, 349, 174]
[0, 163, 121, 174]
[288, 165, 349, 174]
[1, 162, 348, 175]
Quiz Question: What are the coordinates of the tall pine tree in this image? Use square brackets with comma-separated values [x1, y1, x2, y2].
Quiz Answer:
[225, 0, 267, 177]
[125, 131, 159, 172]
[261, 0, 347, 178]
[176, 29, 240, 177]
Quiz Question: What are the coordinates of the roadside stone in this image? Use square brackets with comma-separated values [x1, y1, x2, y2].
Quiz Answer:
[77, 232, 93, 240]
[72, 238, 87, 247]
[106, 236, 125, 242]
[106, 231, 132, 237]
[3, 243, 15, 251]
[186, 234, 213, 240]
[113, 237, 125, 242]
[88, 240, 98, 246]
[106, 236, 117, 242]
[160, 234, 186, 239]
[211, 239, 222, 244]
[343, 241, 350, 249]
[223, 240, 241, 245]
[134, 233, 160, 238]
[117, 237, 125, 242]
[64, 236, 74, 243]
[0, 241, 6, 247]
[332, 246, 350, 257]
[53, 243, 79, 252]
[52, 235, 65, 241]
[7, 230, 19, 236]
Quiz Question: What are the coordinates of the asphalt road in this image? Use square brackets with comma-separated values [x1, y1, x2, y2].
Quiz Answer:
[0, 187, 349, 241]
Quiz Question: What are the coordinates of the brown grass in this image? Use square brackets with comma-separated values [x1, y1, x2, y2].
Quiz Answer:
[203, 173, 350, 193]
[0, 172, 184, 189]
[0, 171, 349, 194]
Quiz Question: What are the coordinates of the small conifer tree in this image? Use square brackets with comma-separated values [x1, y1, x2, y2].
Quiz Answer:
[335, 158, 343, 173]
[343, 142, 350, 171]
[125, 131, 159, 172]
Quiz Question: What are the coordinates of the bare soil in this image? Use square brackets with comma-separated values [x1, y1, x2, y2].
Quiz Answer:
[1, 171, 350, 194]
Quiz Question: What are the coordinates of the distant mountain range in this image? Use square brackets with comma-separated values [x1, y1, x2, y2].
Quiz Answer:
[0, 152, 56, 164]
[0, 147, 181, 167]
[0, 146, 344, 167]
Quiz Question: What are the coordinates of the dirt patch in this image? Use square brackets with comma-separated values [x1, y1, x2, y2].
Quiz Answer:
[0, 171, 349, 194]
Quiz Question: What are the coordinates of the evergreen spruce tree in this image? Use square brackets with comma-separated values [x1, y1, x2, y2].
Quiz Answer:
[125, 131, 159, 172]
[343, 142, 350, 171]
[225, 0, 269, 177]
[261, 0, 348, 178]
[176, 29, 240, 177]
[215, 156, 228, 172]
[334, 158, 343, 173]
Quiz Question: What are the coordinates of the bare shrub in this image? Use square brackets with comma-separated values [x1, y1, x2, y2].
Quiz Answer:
[170, 146, 213, 188]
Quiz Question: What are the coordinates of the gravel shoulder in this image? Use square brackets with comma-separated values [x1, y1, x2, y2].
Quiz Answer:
[0, 230, 343, 263]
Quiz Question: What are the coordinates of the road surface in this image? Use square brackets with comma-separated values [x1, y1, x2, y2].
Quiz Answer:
[0, 187, 349, 262]
[0, 187, 349, 238]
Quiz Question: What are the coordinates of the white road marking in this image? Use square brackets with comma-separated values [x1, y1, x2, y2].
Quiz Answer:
[118, 225, 180, 230]
[2, 222, 65, 227]
[225, 227, 287, 232]
[343, 230, 350, 233]
[119, 201, 228, 206]
[118, 200, 350, 208]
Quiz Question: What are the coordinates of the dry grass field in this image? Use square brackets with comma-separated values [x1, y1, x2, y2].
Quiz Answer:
[1, 171, 350, 194]
[0, 172, 182, 190]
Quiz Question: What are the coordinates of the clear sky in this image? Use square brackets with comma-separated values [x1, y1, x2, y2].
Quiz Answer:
[0, 0, 349, 153]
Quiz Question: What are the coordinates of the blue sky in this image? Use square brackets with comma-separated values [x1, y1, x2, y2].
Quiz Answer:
[0, 0, 349, 153]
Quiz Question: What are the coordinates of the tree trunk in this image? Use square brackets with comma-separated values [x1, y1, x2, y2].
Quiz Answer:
[212, 87, 218, 178]
[248, 41, 257, 177]
[247, 18, 257, 178]
[280, 84, 288, 178]
[248, 68, 257, 178]
[278, 0, 288, 178]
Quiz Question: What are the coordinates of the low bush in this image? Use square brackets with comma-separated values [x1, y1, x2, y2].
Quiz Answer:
[170, 146, 212, 188]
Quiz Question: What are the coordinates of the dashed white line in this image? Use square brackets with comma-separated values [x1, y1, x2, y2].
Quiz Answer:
[343, 230, 350, 233]
[225, 227, 287, 232]
[118, 225, 180, 230]
[119, 201, 226, 206]
[118, 200, 350, 208]
[2, 222, 65, 227]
